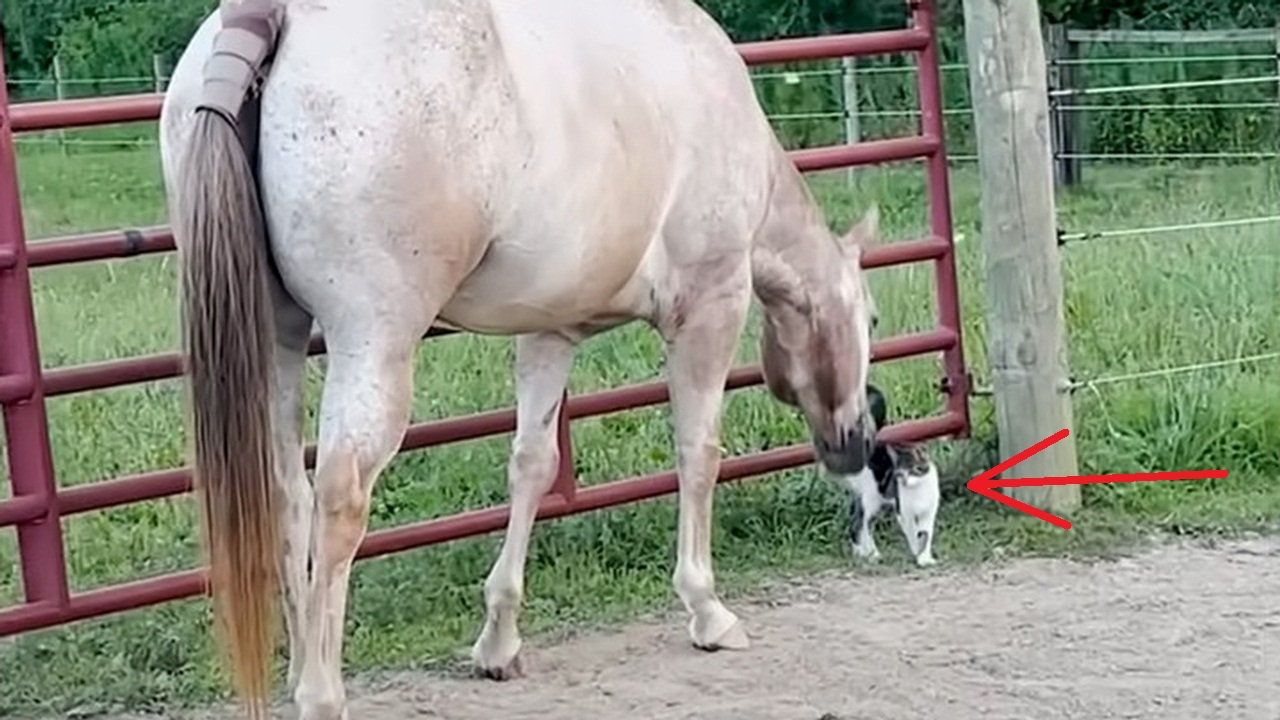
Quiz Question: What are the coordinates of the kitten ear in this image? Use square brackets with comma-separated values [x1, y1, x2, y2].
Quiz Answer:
[905, 444, 932, 473]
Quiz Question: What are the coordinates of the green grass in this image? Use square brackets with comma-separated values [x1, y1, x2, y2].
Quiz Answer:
[1, 134, 1278, 717]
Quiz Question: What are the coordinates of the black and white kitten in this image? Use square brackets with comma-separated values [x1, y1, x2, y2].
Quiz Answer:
[839, 385, 940, 566]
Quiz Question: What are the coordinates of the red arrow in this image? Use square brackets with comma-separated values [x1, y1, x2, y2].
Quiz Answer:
[965, 428, 1228, 530]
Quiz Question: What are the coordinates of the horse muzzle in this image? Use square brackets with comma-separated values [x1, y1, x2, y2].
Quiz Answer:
[814, 420, 876, 475]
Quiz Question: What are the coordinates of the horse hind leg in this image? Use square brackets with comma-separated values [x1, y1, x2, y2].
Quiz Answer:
[472, 331, 577, 679]
[266, 277, 316, 690]
[663, 277, 753, 652]
[292, 324, 419, 720]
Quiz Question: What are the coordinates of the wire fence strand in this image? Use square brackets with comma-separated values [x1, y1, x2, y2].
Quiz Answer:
[1057, 53, 1279, 66]
[1050, 74, 1280, 97]
[1058, 215, 1280, 244]
[1056, 152, 1280, 160]
[1059, 102, 1279, 112]
[970, 352, 1280, 397]
[769, 103, 1277, 120]
[1067, 352, 1280, 391]
[749, 53, 1280, 80]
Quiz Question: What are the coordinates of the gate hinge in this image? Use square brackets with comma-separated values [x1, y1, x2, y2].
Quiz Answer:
[940, 371, 973, 398]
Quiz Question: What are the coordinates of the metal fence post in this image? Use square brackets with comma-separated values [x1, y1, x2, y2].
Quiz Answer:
[1046, 24, 1081, 187]
[0, 50, 72, 609]
[911, 0, 971, 437]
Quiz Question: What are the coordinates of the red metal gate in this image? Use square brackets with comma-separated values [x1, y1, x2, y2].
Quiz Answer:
[0, 0, 969, 637]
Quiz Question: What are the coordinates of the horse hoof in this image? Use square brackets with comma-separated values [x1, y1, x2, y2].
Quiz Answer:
[694, 618, 750, 652]
[474, 652, 524, 681]
[297, 700, 347, 720]
[712, 619, 751, 650]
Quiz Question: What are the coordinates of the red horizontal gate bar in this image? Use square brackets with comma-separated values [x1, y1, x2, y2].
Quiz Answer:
[26, 225, 173, 268]
[737, 28, 930, 64]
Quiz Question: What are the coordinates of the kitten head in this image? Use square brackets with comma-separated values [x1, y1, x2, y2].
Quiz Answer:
[891, 443, 933, 486]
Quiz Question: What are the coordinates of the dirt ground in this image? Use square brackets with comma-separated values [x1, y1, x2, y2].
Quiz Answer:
[133, 537, 1280, 720]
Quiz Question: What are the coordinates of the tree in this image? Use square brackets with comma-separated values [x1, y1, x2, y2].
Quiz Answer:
[54, 0, 214, 81]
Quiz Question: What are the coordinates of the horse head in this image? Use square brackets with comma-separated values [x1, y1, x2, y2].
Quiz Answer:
[758, 204, 880, 475]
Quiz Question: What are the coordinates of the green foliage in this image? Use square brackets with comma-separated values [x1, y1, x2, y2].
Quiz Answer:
[54, 0, 215, 83]
[697, 0, 908, 41]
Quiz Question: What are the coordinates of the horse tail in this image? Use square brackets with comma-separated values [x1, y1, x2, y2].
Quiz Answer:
[175, 3, 285, 718]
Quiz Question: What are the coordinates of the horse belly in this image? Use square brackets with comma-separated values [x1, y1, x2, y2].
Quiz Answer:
[434, 15, 686, 332]
[437, 224, 661, 335]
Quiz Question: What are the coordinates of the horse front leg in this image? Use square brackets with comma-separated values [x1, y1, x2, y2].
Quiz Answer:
[663, 281, 752, 652]
[472, 331, 577, 679]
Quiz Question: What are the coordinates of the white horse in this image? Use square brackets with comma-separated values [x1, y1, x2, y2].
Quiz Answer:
[159, 0, 881, 718]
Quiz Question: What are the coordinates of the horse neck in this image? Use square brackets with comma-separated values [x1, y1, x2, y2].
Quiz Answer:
[750, 156, 843, 307]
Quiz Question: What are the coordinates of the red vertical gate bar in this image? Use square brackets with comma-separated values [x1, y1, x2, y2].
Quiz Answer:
[0, 54, 72, 607]
[911, 0, 971, 436]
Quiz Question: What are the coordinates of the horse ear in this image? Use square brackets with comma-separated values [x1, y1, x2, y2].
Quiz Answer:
[839, 203, 880, 254]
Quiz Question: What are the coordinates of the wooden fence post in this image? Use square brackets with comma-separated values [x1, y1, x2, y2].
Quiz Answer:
[961, 0, 1080, 511]
[1045, 24, 1080, 187]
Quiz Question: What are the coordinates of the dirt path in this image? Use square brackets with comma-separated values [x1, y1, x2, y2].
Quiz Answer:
[141, 537, 1280, 719]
